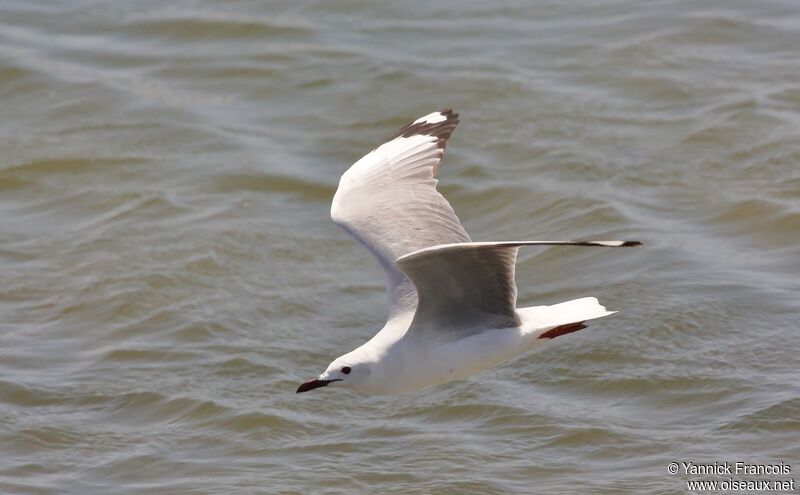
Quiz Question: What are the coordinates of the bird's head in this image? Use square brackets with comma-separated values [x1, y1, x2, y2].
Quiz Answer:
[296, 354, 373, 394]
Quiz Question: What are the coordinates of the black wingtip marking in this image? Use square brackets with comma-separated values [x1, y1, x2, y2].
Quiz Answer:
[374, 109, 460, 151]
[621, 240, 643, 247]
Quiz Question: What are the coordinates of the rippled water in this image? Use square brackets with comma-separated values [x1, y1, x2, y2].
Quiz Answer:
[2, 1, 799, 493]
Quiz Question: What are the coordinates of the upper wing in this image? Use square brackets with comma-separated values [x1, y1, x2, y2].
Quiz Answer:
[331, 110, 471, 318]
[396, 240, 642, 337]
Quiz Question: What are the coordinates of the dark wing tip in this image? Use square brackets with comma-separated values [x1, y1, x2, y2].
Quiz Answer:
[620, 240, 643, 247]
[375, 109, 460, 151]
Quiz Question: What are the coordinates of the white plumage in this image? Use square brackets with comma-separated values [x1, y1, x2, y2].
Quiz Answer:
[297, 109, 640, 395]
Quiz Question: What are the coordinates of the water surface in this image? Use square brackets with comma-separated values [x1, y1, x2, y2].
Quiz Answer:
[1, 1, 799, 493]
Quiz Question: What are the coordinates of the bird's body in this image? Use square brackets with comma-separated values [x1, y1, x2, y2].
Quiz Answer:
[334, 298, 612, 395]
[296, 109, 640, 396]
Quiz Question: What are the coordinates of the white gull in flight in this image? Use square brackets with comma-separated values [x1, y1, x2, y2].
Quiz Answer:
[297, 109, 640, 395]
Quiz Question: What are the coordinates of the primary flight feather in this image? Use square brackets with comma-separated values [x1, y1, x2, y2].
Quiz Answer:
[297, 109, 640, 395]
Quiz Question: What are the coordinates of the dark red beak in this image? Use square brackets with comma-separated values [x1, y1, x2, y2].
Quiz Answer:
[296, 378, 341, 393]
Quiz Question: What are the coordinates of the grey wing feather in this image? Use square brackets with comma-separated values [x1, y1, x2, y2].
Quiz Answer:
[396, 243, 522, 335]
[396, 240, 642, 337]
[331, 110, 471, 318]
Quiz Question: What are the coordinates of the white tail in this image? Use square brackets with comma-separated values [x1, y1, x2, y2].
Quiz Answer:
[518, 297, 615, 338]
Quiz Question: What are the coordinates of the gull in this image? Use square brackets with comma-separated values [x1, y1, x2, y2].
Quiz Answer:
[297, 109, 640, 395]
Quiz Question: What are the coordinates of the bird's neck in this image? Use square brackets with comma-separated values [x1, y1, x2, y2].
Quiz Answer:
[357, 312, 414, 357]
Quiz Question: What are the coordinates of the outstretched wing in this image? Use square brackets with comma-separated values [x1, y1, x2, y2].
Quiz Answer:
[396, 240, 641, 337]
[331, 110, 470, 318]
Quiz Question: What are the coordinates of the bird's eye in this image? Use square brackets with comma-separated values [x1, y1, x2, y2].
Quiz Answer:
[341, 366, 351, 375]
